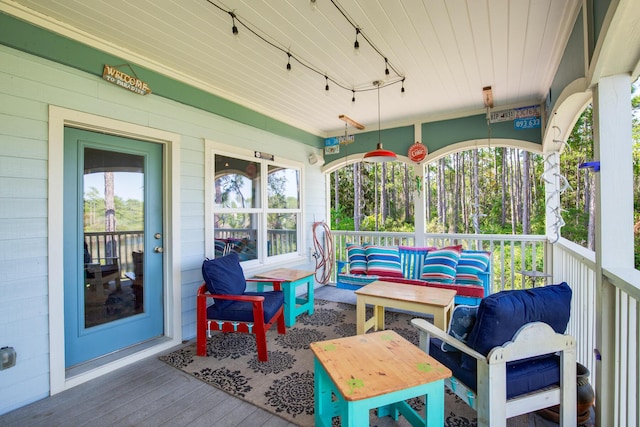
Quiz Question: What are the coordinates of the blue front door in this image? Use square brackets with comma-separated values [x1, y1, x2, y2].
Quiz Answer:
[63, 127, 164, 367]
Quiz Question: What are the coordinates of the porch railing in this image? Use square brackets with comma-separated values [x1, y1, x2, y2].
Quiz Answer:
[331, 231, 550, 293]
[84, 231, 144, 275]
[215, 228, 297, 256]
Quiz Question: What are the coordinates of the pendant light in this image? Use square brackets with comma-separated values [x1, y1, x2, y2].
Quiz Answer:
[364, 81, 397, 162]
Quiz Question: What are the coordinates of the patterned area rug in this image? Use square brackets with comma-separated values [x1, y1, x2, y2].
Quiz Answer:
[160, 299, 478, 426]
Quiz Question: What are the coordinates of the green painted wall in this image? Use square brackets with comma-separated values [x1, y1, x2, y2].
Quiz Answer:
[423, 114, 541, 152]
[323, 125, 414, 163]
[0, 12, 323, 148]
[549, 8, 586, 113]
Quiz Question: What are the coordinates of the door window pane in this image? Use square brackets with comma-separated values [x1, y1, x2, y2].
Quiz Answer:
[83, 148, 145, 328]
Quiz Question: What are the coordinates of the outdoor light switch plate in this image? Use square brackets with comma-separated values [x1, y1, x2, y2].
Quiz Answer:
[0, 346, 16, 369]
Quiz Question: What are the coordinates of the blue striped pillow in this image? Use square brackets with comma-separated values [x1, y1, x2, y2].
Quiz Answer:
[456, 250, 491, 286]
[346, 243, 367, 275]
[364, 245, 403, 278]
[421, 246, 462, 283]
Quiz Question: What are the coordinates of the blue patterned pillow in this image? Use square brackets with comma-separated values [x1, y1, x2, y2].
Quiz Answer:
[456, 250, 491, 285]
[364, 245, 404, 278]
[420, 246, 462, 284]
[346, 243, 367, 275]
[442, 304, 478, 352]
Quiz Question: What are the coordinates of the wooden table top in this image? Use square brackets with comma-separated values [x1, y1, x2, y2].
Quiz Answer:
[254, 267, 315, 282]
[310, 330, 451, 401]
[355, 280, 456, 308]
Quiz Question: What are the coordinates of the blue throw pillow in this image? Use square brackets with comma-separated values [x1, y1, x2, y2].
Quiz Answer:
[420, 246, 462, 284]
[201, 252, 247, 311]
[461, 282, 572, 370]
[441, 304, 478, 352]
[346, 243, 367, 275]
[455, 250, 491, 286]
[364, 245, 404, 278]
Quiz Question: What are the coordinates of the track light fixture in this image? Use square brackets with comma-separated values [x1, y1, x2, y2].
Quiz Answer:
[206, 0, 406, 97]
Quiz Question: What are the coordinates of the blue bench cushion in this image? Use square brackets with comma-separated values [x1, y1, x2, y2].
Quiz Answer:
[346, 243, 367, 275]
[429, 338, 561, 399]
[206, 291, 284, 323]
[202, 252, 247, 311]
[462, 282, 572, 369]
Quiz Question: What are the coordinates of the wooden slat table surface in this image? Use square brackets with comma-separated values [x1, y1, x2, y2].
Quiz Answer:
[310, 330, 451, 401]
[255, 268, 315, 282]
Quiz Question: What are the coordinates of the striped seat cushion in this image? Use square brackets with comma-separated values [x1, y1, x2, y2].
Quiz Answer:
[364, 245, 403, 278]
[420, 245, 462, 284]
[337, 273, 379, 287]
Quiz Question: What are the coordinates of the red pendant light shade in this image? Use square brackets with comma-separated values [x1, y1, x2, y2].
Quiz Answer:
[364, 80, 397, 162]
[363, 142, 397, 162]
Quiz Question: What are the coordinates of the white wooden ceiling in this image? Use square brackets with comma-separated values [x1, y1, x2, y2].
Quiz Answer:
[3, 0, 582, 137]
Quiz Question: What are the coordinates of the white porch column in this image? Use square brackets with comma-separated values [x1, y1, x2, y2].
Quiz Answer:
[413, 123, 426, 246]
[592, 73, 634, 426]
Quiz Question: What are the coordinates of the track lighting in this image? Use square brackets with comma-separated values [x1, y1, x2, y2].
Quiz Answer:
[206, 1, 406, 98]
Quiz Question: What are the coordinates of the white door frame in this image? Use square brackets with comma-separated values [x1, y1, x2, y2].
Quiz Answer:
[48, 105, 182, 394]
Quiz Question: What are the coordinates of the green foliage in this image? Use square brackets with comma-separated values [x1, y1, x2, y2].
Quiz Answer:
[84, 188, 143, 232]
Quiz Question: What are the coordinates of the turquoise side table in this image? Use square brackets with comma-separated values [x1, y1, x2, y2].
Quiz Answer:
[310, 331, 452, 427]
[254, 268, 315, 327]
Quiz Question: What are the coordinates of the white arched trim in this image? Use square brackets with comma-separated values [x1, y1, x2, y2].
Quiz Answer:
[543, 78, 592, 153]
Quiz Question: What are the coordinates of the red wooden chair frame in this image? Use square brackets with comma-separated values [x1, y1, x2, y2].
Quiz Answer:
[196, 278, 286, 361]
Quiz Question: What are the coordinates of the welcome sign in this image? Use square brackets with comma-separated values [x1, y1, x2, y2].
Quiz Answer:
[102, 65, 151, 96]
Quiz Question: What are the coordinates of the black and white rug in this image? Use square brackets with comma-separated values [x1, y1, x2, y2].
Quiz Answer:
[160, 299, 478, 426]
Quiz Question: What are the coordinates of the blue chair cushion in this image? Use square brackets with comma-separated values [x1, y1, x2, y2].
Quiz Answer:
[206, 291, 284, 323]
[201, 252, 247, 311]
[462, 282, 572, 369]
[429, 338, 561, 399]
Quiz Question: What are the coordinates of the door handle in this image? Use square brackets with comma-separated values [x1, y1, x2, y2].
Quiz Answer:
[154, 246, 164, 253]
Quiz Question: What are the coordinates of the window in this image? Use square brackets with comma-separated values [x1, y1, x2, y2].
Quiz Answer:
[207, 148, 302, 265]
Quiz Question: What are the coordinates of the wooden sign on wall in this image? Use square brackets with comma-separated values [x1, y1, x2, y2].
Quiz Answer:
[102, 64, 151, 96]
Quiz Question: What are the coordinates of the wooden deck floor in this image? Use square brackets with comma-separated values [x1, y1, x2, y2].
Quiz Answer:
[0, 285, 576, 427]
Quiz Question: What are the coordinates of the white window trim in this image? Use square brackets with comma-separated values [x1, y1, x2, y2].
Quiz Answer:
[204, 140, 305, 271]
